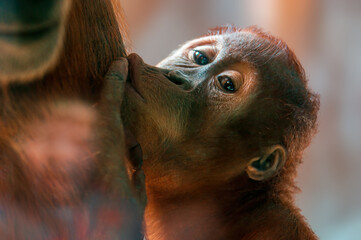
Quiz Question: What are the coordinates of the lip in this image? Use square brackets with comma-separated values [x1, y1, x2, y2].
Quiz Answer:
[126, 56, 145, 101]
[0, 20, 59, 42]
[125, 128, 143, 171]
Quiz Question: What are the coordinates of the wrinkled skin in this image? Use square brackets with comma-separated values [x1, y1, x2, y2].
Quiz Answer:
[123, 26, 319, 240]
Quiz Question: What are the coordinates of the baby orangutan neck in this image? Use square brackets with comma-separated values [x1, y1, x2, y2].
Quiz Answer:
[144, 174, 315, 240]
[145, 192, 224, 240]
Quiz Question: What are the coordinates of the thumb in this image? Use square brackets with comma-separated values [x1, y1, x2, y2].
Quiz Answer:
[102, 58, 128, 106]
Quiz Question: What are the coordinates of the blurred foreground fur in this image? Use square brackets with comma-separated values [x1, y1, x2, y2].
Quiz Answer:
[0, 0, 144, 239]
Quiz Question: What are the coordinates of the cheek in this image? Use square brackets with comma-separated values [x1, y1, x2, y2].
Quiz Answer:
[149, 101, 186, 141]
[126, 88, 190, 141]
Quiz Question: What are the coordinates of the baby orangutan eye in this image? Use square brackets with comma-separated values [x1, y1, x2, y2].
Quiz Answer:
[217, 75, 236, 92]
[193, 50, 209, 65]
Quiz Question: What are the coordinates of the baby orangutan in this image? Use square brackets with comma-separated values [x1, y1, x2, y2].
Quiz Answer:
[123, 26, 320, 239]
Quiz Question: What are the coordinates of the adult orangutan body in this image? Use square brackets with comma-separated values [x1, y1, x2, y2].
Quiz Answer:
[0, 0, 144, 239]
[123, 26, 320, 239]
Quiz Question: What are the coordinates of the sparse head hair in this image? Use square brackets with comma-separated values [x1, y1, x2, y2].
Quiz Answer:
[212, 26, 320, 199]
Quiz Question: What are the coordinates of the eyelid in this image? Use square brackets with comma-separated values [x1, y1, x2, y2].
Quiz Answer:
[193, 49, 206, 56]
[218, 75, 235, 92]
[215, 71, 244, 93]
[188, 49, 209, 65]
[189, 45, 218, 62]
[188, 50, 200, 63]
[187, 38, 217, 50]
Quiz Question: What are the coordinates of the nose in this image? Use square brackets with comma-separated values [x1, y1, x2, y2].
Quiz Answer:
[127, 53, 193, 91]
[158, 68, 192, 91]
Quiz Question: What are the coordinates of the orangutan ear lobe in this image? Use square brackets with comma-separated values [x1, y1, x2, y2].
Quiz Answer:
[246, 145, 286, 181]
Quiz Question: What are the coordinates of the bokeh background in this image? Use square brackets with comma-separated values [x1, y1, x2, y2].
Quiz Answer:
[119, 0, 361, 239]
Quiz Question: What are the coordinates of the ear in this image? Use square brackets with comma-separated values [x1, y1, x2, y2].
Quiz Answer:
[246, 145, 286, 181]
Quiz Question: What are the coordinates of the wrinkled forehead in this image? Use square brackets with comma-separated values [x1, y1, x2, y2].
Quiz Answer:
[186, 31, 257, 51]
[176, 31, 267, 69]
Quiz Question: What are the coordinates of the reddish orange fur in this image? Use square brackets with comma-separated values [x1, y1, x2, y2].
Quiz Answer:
[0, 1, 143, 239]
[122, 27, 319, 239]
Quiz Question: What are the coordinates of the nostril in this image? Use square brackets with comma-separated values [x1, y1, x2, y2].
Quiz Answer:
[168, 75, 183, 86]
[167, 71, 188, 86]
[157, 68, 192, 90]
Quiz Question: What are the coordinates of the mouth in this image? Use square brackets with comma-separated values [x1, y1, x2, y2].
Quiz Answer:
[126, 56, 145, 101]
[125, 128, 143, 171]
[0, 20, 59, 43]
[124, 127, 146, 204]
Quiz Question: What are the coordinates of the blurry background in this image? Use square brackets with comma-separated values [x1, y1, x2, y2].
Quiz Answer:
[119, 0, 361, 239]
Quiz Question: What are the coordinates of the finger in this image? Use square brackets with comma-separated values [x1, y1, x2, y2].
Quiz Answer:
[102, 58, 128, 106]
